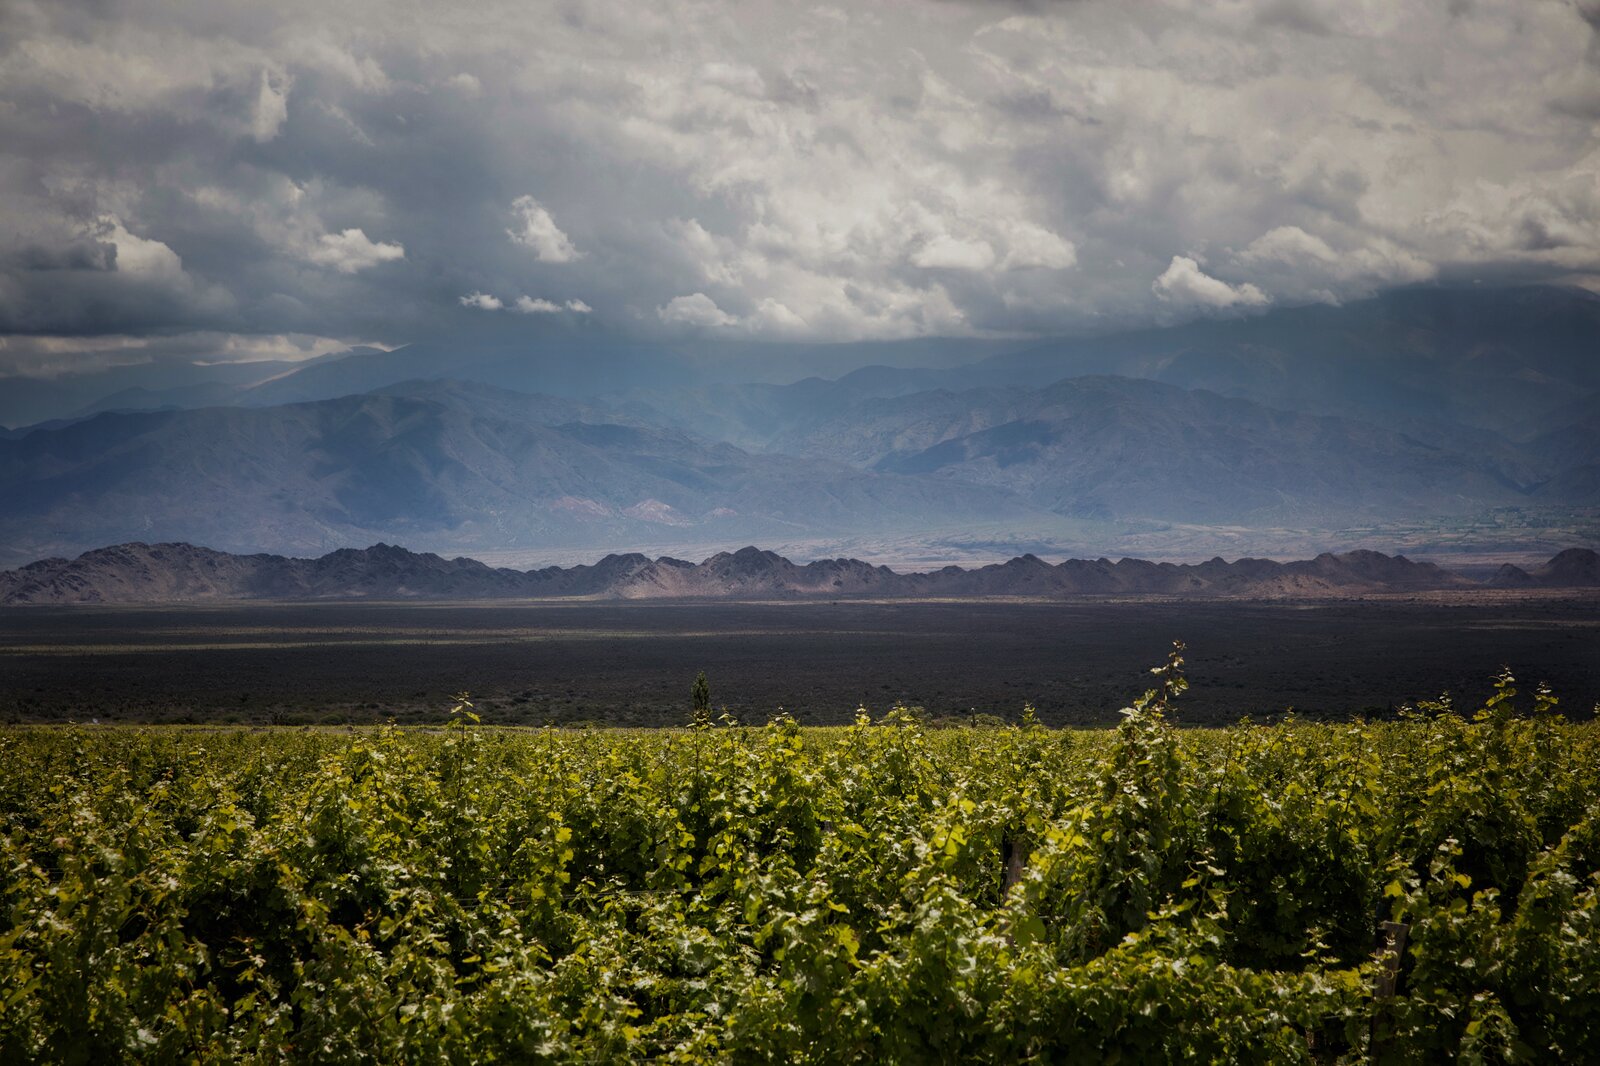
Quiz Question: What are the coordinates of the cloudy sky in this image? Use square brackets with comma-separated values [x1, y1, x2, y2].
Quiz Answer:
[1, 0, 1598, 374]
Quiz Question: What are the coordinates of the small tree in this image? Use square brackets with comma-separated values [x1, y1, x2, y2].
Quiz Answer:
[691, 670, 712, 728]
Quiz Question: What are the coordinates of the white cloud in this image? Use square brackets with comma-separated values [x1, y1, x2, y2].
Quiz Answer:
[1153, 256, 1270, 309]
[459, 291, 503, 310]
[912, 235, 997, 272]
[251, 69, 290, 143]
[657, 292, 737, 329]
[1237, 226, 1435, 297]
[308, 228, 405, 273]
[507, 196, 581, 262]
[998, 222, 1078, 271]
[513, 296, 561, 313]
[95, 217, 185, 282]
[748, 297, 806, 333]
[5, 0, 1600, 349]
[443, 72, 482, 97]
[1241, 226, 1339, 266]
[699, 61, 766, 97]
[512, 295, 592, 313]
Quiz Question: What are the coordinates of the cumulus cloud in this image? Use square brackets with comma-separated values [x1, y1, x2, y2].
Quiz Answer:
[513, 296, 591, 314]
[2, 0, 1599, 367]
[251, 69, 290, 142]
[912, 236, 998, 272]
[507, 196, 580, 263]
[747, 298, 805, 333]
[1153, 256, 1270, 309]
[307, 228, 405, 273]
[1241, 226, 1340, 267]
[513, 296, 561, 314]
[462, 293, 593, 314]
[95, 217, 185, 283]
[657, 293, 738, 329]
[998, 223, 1078, 271]
[1238, 226, 1435, 300]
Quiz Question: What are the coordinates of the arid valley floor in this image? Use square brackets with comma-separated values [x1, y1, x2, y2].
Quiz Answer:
[3, 593, 1594, 727]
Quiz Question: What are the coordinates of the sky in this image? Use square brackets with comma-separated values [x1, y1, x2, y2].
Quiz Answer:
[1, 0, 1598, 376]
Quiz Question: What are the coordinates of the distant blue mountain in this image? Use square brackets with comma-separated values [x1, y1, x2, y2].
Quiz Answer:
[0, 286, 1594, 564]
[0, 379, 1042, 562]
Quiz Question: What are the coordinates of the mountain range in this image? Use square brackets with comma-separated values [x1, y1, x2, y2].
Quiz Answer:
[583, 285, 1600, 451]
[0, 286, 1595, 565]
[0, 380, 1039, 561]
[5, 541, 1594, 605]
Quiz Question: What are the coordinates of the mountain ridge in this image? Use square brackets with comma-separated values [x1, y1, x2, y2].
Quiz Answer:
[0, 382, 1043, 562]
[1, 287, 1595, 565]
[5, 541, 1594, 605]
[4, 373, 1589, 567]
[7, 286, 1596, 438]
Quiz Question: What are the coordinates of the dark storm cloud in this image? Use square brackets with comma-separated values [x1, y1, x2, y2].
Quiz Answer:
[1, 0, 1597, 373]
[9, 239, 116, 272]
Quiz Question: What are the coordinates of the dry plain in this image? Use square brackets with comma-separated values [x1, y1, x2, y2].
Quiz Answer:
[2, 593, 1595, 727]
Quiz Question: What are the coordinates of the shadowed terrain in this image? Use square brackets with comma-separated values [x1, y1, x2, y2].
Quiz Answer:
[3, 597, 1594, 727]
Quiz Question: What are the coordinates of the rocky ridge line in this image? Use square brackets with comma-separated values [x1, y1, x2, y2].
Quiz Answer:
[3, 542, 1596, 605]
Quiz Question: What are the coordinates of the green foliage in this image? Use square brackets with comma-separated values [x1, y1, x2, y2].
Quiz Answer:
[691, 671, 711, 729]
[1, 665, 1597, 1062]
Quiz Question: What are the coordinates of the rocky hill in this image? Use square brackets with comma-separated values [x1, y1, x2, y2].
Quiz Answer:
[7, 541, 1590, 606]
[1488, 548, 1600, 589]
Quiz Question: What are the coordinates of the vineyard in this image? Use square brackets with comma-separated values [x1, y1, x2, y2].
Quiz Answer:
[2, 654, 1597, 1062]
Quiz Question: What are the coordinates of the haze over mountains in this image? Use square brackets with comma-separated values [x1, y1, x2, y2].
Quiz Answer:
[1, 287, 1596, 566]
[623, 287, 1600, 451]
[6, 540, 1595, 606]
[0, 381, 1039, 560]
